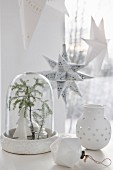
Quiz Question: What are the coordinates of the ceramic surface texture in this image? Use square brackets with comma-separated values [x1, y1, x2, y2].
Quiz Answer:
[1, 129, 58, 154]
[76, 104, 111, 150]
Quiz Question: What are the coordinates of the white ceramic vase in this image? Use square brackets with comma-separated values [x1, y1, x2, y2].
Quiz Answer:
[76, 104, 111, 150]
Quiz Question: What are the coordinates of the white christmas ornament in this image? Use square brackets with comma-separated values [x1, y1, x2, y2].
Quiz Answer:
[83, 17, 109, 73]
[18, 0, 46, 48]
[18, 0, 68, 48]
[50, 137, 82, 168]
[50, 136, 112, 168]
[41, 44, 93, 103]
[13, 109, 32, 139]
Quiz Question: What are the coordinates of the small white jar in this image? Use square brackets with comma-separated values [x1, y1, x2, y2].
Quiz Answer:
[76, 104, 111, 150]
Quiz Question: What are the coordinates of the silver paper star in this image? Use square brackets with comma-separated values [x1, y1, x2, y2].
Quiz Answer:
[41, 44, 93, 103]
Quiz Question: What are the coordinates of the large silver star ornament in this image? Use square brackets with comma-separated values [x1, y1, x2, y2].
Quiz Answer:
[41, 44, 93, 103]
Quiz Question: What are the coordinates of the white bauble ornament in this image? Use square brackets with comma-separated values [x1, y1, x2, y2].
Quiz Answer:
[50, 137, 82, 168]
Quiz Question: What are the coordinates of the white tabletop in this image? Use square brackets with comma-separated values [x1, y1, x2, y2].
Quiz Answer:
[0, 122, 113, 170]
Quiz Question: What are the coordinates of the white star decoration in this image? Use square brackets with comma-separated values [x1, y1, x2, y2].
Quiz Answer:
[41, 17, 108, 102]
[83, 17, 109, 73]
[41, 44, 93, 103]
[18, 0, 68, 48]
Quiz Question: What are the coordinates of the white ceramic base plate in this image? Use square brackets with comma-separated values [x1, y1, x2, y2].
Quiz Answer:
[1, 128, 58, 154]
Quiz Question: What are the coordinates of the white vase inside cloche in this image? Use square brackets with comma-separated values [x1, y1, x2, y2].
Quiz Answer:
[76, 104, 111, 150]
[1, 72, 58, 154]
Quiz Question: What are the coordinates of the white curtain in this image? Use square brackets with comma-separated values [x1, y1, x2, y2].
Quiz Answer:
[65, 0, 113, 133]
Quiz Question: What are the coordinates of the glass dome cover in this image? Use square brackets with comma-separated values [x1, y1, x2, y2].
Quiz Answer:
[6, 72, 54, 141]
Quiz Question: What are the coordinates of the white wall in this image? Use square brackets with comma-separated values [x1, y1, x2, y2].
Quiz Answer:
[1, 0, 66, 134]
[0, 0, 1, 136]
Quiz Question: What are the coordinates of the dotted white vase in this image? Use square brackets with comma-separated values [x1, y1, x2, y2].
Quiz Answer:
[76, 104, 111, 150]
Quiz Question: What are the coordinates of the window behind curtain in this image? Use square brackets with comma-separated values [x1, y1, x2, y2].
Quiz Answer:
[65, 0, 113, 133]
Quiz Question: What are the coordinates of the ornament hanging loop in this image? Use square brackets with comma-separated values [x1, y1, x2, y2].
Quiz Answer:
[81, 151, 112, 167]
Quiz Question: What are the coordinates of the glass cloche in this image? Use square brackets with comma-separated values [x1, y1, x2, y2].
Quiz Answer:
[2, 72, 58, 154]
